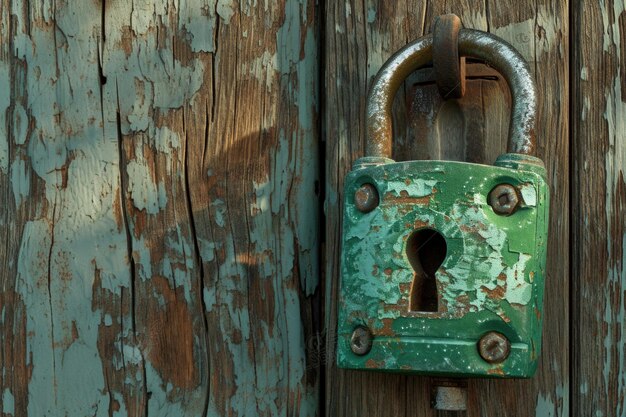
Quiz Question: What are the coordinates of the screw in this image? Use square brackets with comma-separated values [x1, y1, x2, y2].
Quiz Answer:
[354, 183, 379, 213]
[478, 331, 511, 364]
[350, 326, 373, 356]
[488, 184, 520, 215]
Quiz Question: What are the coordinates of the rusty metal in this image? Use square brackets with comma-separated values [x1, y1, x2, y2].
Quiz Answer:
[354, 183, 379, 213]
[478, 332, 511, 364]
[431, 379, 468, 411]
[433, 14, 466, 99]
[350, 326, 372, 356]
[489, 183, 520, 215]
[365, 29, 537, 158]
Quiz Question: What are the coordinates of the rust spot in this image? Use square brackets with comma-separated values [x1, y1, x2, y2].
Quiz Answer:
[481, 285, 506, 299]
[384, 193, 432, 206]
[487, 367, 505, 376]
[398, 281, 411, 294]
[145, 276, 197, 389]
[377, 319, 396, 337]
[455, 293, 470, 307]
[413, 219, 430, 229]
[365, 358, 384, 369]
[383, 268, 392, 276]
[497, 310, 512, 323]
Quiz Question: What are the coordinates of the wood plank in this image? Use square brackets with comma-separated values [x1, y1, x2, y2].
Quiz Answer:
[183, 2, 321, 415]
[324, 1, 568, 415]
[0, 1, 320, 416]
[572, 1, 626, 416]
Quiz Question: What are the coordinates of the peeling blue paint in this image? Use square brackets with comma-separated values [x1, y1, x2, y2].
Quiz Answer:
[210, 198, 227, 227]
[10, 157, 30, 206]
[2, 388, 15, 416]
[0, 62, 9, 173]
[4, 0, 319, 415]
[126, 161, 168, 214]
[535, 392, 556, 417]
[179, 0, 217, 52]
[216, 0, 235, 24]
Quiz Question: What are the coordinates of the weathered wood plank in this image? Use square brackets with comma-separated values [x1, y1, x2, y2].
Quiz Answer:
[325, 1, 568, 415]
[184, 2, 321, 415]
[0, 1, 320, 416]
[470, 2, 570, 416]
[572, 1, 626, 416]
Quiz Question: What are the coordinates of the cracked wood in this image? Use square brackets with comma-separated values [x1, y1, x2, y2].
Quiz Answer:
[0, 1, 320, 416]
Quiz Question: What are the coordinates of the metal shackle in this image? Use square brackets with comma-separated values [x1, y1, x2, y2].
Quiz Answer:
[366, 29, 537, 158]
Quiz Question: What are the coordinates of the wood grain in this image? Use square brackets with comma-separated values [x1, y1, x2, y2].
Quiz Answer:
[324, 1, 569, 415]
[0, 1, 320, 415]
[572, 1, 626, 416]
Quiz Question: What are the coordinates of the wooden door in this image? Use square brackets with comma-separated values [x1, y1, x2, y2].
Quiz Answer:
[0, 1, 623, 416]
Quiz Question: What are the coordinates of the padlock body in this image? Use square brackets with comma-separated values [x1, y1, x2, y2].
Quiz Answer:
[337, 155, 549, 377]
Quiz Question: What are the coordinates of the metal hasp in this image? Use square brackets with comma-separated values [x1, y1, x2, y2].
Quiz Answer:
[337, 22, 549, 378]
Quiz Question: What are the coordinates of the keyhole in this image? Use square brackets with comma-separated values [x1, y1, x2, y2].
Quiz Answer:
[406, 229, 447, 312]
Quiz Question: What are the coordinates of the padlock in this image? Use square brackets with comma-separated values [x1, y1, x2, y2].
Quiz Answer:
[337, 28, 549, 377]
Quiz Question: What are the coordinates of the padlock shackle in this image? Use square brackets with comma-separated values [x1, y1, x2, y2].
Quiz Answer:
[366, 28, 537, 158]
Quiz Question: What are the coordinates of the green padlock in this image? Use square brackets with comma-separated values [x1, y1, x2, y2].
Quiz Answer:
[337, 28, 549, 378]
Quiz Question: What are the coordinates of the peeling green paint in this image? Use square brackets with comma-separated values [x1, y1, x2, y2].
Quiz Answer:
[520, 183, 538, 206]
[338, 157, 549, 377]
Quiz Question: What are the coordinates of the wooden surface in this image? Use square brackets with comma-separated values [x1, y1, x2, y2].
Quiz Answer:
[2, 0, 625, 415]
[572, 1, 626, 416]
[0, 1, 320, 416]
[324, 1, 569, 416]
